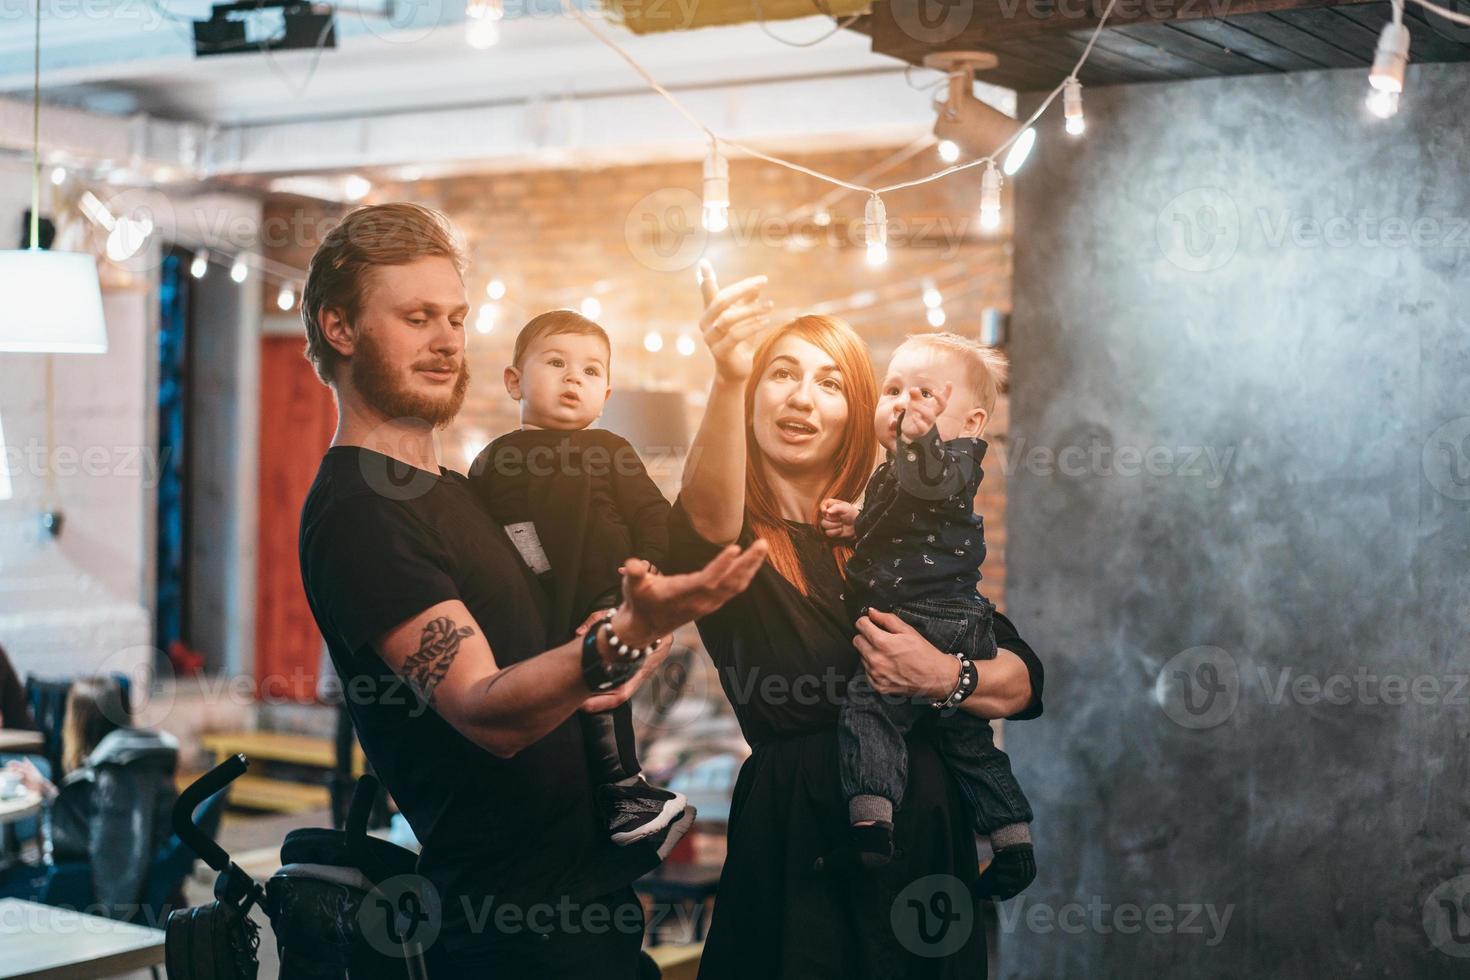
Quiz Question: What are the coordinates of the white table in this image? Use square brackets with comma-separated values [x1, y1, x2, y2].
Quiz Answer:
[0, 791, 41, 828]
[0, 898, 166, 979]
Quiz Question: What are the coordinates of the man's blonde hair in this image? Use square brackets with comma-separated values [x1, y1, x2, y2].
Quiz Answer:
[899, 331, 1009, 416]
[301, 203, 467, 385]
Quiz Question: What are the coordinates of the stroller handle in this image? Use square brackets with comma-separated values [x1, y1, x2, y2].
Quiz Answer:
[173, 752, 247, 871]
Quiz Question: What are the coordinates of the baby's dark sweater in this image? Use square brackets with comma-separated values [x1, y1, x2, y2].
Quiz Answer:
[468, 428, 669, 639]
[845, 425, 989, 615]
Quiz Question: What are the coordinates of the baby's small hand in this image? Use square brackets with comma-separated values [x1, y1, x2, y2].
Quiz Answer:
[819, 498, 859, 541]
[900, 383, 951, 442]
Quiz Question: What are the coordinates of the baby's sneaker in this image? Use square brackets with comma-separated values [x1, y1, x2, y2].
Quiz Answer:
[598, 776, 688, 846]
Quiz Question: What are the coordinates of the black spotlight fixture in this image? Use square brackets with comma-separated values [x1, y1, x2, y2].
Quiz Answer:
[193, 1, 337, 58]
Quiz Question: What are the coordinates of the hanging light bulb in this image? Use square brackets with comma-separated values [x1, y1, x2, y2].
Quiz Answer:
[926, 307, 947, 328]
[1063, 78, 1085, 136]
[580, 296, 602, 320]
[465, 0, 504, 49]
[49, 166, 66, 186]
[486, 278, 506, 300]
[937, 139, 961, 163]
[643, 330, 664, 353]
[864, 194, 888, 267]
[703, 142, 730, 233]
[1369, 20, 1410, 96]
[276, 284, 296, 311]
[812, 209, 832, 227]
[1002, 127, 1036, 176]
[676, 333, 696, 356]
[190, 249, 209, 279]
[922, 283, 943, 309]
[979, 161, 1002, 233]
[231, 256, 250, 283]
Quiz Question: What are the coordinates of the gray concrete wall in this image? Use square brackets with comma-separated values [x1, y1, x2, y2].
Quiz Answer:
[1005, 62, 1470, 977]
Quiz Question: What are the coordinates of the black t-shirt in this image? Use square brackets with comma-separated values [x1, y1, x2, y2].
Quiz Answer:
[298, 446, 658, 933]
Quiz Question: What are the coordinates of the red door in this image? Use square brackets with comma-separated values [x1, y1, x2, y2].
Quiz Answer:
[255, 337, 337, 702]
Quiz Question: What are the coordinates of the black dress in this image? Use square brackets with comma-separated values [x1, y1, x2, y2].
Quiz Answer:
[667, 500, 1045, 980]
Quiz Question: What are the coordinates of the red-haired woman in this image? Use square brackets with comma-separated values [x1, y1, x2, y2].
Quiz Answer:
[671, 264, 1044, 978]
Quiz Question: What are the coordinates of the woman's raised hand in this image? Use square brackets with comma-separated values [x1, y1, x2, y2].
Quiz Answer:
[697, 259, 776, 383]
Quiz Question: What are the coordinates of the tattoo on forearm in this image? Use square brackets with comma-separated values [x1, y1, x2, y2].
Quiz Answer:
[402, 617, 474, 704]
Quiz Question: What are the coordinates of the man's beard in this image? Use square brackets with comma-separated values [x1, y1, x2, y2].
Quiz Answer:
[350, 332, 469, 429]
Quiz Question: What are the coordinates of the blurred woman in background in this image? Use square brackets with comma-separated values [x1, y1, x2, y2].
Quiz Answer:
[0, 675, 178, 920]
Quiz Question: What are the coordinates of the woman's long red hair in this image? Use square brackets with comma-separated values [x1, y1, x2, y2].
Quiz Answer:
[743, 315, 878, 595]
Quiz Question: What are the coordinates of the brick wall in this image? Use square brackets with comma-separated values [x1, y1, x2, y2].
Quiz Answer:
[263, 143, 1013, 600]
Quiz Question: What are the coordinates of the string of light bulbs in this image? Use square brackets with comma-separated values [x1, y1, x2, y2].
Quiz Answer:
[562, 0, 1123, 266]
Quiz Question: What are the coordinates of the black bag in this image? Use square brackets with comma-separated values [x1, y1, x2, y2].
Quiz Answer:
[164, 864, 262, 980]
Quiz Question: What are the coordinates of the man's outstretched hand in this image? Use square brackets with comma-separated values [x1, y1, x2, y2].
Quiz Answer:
[613, 540, 769, 645]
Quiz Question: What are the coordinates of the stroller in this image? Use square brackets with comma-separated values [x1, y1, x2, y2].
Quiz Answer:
[164, 753, 432, 979]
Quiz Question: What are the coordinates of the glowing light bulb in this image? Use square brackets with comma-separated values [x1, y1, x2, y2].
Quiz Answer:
[1366, 88, 1400, 118]
[486, 278, 506, 300]
[926, 307, 947, 328]
[922, 284, 943, 309]
[231, 256, 249, 283]
[979, 161, 1002, 233]
[703, 143, 730, 233]
[466, 0, 504, 49]
[343, 175, 372, 201]
[813, 209, 831, 227]
[676, 333, 696, 356]
[49, 166, 66, 186]
[475, 303, 499, 334]
[937, 139, 961, 163]
[277, 284, 296, 311]
[864, 194, 888, 267]
[643, 330, 664, 353]
[580, 297, 602, 320]
[190, 249, 209, 279]
[1002, 127, 1036, 176]
[1063, 78, 1085, 136]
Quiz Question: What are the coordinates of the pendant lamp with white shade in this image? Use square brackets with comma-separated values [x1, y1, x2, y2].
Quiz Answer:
[0, 2, 107, 355]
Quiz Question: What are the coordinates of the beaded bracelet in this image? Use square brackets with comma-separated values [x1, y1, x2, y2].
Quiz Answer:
[931, 654, 979, 710]
[600, 613, 659, 662]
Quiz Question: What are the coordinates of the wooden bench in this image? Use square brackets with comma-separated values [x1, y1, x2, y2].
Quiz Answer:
[199, 731, 364, 814]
